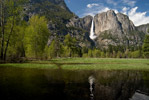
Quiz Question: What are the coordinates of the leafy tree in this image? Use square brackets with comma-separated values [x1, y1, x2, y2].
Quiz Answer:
[117, 51, 122, 58]
[106, 52, 110, 58]
[82, 47, 88, 54]
[6, 21, 27, 61]
[108, 45, 113, 53]
[25, 15, 50, 59]
[48, 39, 64, 58]
[64, 34, 77, 57]
[0, 0, 27, 60]
[101, 52, 105, 58]
[92, 49, 101, 58]
[142, 35, 149, 58]
[82, 53, 88, 58]
[112, 51, 116, 58]
[124, 49, 129, 58]
[88, 49, 93, 57]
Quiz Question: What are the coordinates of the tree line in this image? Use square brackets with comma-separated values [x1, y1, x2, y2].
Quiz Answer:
[0, 0, 149, 62]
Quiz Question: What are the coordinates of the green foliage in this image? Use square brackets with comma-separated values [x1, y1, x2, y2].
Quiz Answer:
[62, 46, 71, 57]
[131, 51, 141, 58]
[25, 15, 50, 59]
[106, 52, 110, 58]
[88, 49, 93, 57]
[7, 21, 27, 59]
[64, 34, 77, 57]
[116, 51, 122, 58]
[0, 0, 27, 61]
[92, 49, 101, 58]
[101, 52, 106, 58]
[112, 51, 116, 58]
[124, 49, 129, 58]
[48, 39, 64, 58]
[82, 53, 88, 58]
[142, 35, 149, 58]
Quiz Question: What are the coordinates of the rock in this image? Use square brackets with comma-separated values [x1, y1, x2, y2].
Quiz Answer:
[28, 0, 70, 11]
[94, 10, 123, 36]
[130, 92, 149, 100]
[137, 24, 149, 35]
[67, 15, 93, 32]
[93, 10, 144, 48]
[66, 15, 94, 48]
[116, 13, 136, 34]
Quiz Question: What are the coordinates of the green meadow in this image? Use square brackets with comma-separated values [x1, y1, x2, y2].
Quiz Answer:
[0, 58, 149, 70]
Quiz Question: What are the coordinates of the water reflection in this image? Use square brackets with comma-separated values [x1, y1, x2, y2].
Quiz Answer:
[89, 76, 95, 100]
[0, 67, 149, 100]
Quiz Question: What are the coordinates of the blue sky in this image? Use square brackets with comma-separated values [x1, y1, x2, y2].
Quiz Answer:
[64, 0, 149, 26]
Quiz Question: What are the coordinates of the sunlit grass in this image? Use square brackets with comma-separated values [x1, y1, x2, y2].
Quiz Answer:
[0, 58, 149, 70]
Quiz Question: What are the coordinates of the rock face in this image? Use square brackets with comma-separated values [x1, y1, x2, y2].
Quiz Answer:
[48, 0, 71, 11]
[67, 15, 93, 32]
[116, 13, 136, 34]
[94, 10, 136, 37]
[66, 10, 146, 48]
[92, 10, 144, 48]
[137, 24, 149, 35]
[94, 10, 123, 36]
[28, 0, 70, 12]
[66, 15, 95, 48]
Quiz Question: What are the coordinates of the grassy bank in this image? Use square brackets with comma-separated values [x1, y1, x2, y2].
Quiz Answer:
[0, 58, 149, 70]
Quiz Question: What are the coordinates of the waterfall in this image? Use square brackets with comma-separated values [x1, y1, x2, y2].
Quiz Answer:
[89, 17, 96, 40]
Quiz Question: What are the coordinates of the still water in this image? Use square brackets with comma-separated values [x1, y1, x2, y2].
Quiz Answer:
[0, 67, 149, 100]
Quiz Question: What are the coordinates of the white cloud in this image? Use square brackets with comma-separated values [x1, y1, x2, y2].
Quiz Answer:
[122, 7, 129, 14]
[82, 2, 149, 26]
[87, 3, 99, 8]
[100, 7, 111, 13]
[127, 7, 149, 26]
[121, 7, 149, 26]
[82, 2, 120, 17]
[122, 0, 136, 7]
[82, 7, 110, 17]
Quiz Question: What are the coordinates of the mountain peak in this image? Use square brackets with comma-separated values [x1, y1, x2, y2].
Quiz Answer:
[107, 10, 115, 13]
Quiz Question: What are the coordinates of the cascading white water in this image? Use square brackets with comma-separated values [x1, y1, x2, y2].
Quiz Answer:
[89, 17, 96, 40]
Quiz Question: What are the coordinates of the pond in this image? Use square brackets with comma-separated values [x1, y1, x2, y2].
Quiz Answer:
[0, 67, 149, 100]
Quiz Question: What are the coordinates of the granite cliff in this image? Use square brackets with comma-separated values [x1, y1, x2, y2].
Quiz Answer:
[24, 0, 148, 49]
[93, 10, 144, 48]
[137, 24, 149, 35]
[67, 10, 146, 48]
